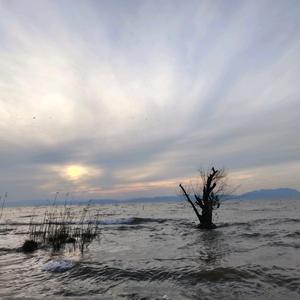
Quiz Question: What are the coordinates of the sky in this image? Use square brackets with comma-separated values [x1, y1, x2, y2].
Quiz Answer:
[0, 0, 300, 202]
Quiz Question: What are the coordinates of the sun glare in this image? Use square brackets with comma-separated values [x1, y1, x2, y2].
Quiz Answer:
[66, 165, 88, 180]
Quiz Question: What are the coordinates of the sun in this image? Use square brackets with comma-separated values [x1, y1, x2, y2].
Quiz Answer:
[65, 165, 88, 180]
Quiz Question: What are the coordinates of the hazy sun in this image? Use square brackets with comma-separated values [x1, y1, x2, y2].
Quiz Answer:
[65, 165, 88, 180]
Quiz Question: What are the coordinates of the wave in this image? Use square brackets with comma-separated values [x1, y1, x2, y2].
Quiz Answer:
[238, 231, 278, 239]
[218, 217, 300, 229]
[285, 231, 300, 238]
[98, 217, 167, 225]
[217, 222, 250, 228]
[19, 214, 39, 218]
[65, 262, 300, 295]
[269, 218, 300, 225]
[268, 241, 300, 249]
[0, 222, 39, 226]
[2, 216, 299, 228]
[0, 247, 17, 253]
[0, 228, 14, 234]
[0, 217, 167, 227]
[69, 264, 256, 283]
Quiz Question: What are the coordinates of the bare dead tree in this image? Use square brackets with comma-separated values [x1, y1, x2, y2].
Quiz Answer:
[179, 167, 227, 229]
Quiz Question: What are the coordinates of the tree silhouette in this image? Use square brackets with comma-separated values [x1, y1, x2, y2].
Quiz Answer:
[179, 167, 227, 229]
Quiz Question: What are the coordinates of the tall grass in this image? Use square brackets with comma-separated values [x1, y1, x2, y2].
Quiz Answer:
[0, 192, 8, 235]
[0, 192, 8, 221]
[25, 195, 100, 253]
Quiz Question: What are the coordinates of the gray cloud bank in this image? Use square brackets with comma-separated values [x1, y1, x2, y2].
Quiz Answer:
[0, 0, 300, 201]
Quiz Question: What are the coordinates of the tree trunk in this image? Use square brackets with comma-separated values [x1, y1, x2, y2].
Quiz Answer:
[179, 184, 202, 224]
[179, 184, 216, 229]
[179, 167, 225, 229]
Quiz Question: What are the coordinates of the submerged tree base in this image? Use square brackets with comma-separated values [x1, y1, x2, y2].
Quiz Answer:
[197, 223, 217, 229]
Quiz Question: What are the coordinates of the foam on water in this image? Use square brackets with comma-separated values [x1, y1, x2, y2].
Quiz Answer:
[42, 260, 74, 273]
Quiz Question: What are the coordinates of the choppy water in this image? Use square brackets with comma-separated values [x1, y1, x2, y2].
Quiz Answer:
[0, 200, 299, 299]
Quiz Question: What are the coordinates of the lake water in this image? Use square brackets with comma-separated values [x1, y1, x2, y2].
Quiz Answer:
[0, 200, 299, 299]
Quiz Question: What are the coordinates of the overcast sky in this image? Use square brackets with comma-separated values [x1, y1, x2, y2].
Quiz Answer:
[0, 0, 300, 201]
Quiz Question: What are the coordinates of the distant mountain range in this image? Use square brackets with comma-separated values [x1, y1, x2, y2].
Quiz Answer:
[5, 188, 300, 207]
[85, 188, 300, 204]
[235, 188, 300, 200]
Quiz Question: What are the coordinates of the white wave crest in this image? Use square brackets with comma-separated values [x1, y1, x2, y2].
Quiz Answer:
[42, 260, 74, 272]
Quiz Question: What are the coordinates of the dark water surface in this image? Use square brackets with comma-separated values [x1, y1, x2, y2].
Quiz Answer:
[0, 200, 299, 299]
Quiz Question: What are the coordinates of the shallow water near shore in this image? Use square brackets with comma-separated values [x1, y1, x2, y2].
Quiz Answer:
[0, 199, 299, 299]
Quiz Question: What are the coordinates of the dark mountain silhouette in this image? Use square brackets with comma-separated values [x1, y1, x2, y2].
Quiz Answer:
[236, 188, 300, 200]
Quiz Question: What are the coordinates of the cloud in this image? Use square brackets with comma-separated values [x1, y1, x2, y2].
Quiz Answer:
[0, 0, 300, 200]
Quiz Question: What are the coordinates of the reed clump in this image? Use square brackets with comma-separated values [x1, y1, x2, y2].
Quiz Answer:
[0, 192, 8, 221]
[24, 201, 100, 253]
[0, 192, 8, 234]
